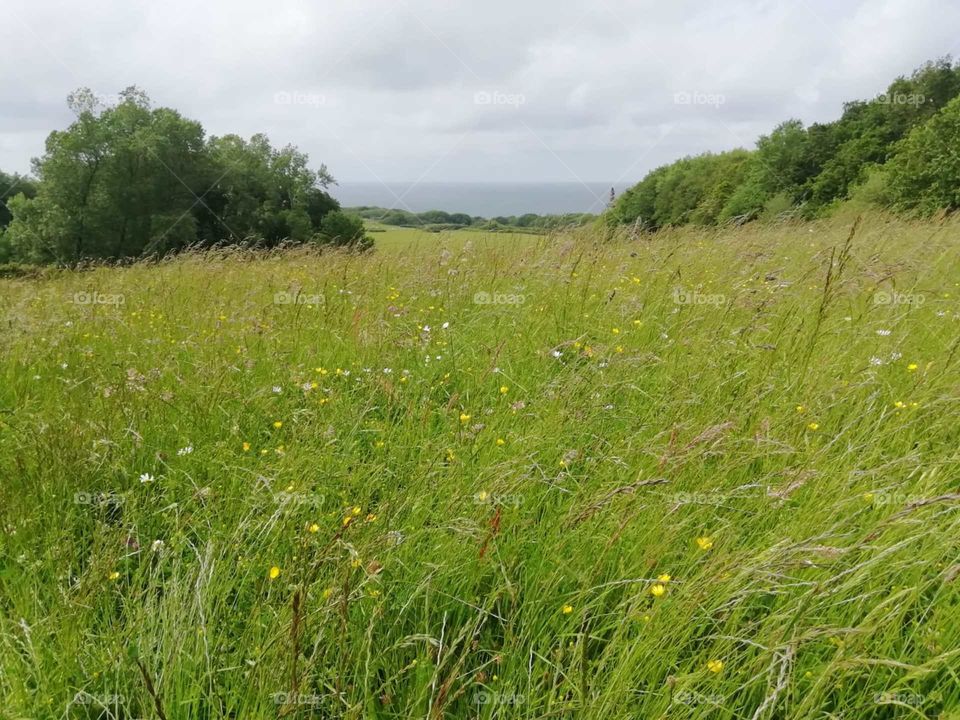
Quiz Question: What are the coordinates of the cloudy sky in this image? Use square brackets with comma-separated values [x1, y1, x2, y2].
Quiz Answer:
[2, 0, 958, 187]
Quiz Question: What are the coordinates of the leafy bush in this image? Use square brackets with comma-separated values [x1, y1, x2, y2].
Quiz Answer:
[317, 211, 372, 250]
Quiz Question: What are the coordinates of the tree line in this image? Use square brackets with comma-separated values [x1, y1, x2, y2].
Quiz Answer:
[607, 58, 960, 229]
[350, 206, 595, 232]
[0, 87, 370, 265]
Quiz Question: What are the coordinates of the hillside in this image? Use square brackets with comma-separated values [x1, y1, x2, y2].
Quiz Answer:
[1, 215, 959, 718]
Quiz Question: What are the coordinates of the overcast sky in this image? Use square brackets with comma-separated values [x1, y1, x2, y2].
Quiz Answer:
[2, 0, 958, 186]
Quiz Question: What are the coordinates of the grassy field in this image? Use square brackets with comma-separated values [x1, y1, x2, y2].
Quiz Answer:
[1, 215, 959, 719]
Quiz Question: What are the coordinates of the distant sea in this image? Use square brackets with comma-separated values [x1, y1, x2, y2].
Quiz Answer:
[332, 182, 631, 217]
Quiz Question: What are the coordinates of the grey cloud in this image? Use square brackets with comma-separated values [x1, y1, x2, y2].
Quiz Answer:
[0, 0, 956, 182]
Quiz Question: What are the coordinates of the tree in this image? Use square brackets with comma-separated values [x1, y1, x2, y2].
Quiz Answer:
[317, 211, 371, 250]
[885, 95, 960, 214]
[0, 170, 37, 229]
[5, 88, 341, 263]
[6, 87, 209, 262]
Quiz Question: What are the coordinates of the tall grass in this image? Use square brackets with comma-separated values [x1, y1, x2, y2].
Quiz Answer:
[1, 215, 959, 718]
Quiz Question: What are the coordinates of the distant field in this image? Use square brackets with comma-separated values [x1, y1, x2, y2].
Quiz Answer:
[2, 215, 959, 718]
[367, 222, 545, 253]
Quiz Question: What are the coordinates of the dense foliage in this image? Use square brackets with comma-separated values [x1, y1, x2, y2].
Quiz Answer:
[609, 58, 960, 229]
[0, 88, 367, 264]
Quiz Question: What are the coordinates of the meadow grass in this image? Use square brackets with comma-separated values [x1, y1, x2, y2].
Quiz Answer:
[1, 216, 959, 719]
[366, 224, 544, 254]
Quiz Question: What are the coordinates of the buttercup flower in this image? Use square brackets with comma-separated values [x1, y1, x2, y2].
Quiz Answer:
[696, 536, 713, 551]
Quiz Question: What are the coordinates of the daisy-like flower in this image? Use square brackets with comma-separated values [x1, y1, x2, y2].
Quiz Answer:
[706, 659, 724, 674]
[139, 473, 155, 484]
[308, 523, 320, 533]
[272, 386, 282, 394]
[151, 539, 165, 552]
[650, 583, 666, 598]
[696, 536, 713, 551]
[657, 574, 671, 583]
[876, 329, 891, 336]
[177, 445, 193, 456]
